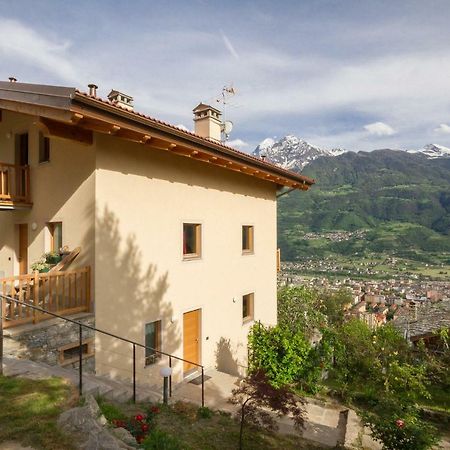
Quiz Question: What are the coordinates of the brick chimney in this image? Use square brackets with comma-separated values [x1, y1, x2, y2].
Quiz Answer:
[193, 103, 222, 142]
[107, 90, 134, 111]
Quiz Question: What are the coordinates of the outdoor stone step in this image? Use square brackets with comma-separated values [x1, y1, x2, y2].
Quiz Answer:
[2, 356, 162, 404]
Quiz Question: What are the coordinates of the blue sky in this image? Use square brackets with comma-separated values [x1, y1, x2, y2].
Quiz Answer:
[1, 0, 450, 152]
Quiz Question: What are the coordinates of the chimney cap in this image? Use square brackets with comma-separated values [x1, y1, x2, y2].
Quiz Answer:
[88, 83, 98, 97]
[107, 89, 134, 111]
[193, 102, 221, 114]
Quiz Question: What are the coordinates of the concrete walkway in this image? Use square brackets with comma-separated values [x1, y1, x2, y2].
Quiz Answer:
[173, 369, 370, 448]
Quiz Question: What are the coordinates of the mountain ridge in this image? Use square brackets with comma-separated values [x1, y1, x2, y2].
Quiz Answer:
[252, 135, 450, 172]
[267, 136, 450, 262]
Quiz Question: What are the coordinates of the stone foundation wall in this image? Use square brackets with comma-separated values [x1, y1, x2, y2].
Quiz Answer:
[4, 313, 95, 373]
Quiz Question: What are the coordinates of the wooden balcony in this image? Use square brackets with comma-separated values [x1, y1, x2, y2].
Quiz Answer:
[0, 163, 32, 209]
[1, 267, 91, 329]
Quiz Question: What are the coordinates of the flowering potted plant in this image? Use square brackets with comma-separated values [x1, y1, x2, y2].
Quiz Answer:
[31, 251, 62, 273]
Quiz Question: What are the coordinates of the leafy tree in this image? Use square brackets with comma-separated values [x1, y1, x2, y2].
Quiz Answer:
[318, 288, 352, 326]
[278, 286, 326, 337]
[229, 370, 305, 450]
[248, 323, 312, 389]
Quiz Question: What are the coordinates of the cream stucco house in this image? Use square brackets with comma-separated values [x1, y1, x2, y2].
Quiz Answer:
[0, 80, 314, 388]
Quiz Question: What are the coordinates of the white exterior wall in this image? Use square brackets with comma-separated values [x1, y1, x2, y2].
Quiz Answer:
[94, 133, 278, 385]
[0, 110, 96, 277]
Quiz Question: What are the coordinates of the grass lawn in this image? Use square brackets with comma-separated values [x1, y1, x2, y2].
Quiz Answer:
[98, 398, 325, 450]
[0, 375, 76, 450]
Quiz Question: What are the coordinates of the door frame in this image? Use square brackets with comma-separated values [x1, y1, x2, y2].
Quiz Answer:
[17, 223, 28, 275]
[182, 308, 202, 375]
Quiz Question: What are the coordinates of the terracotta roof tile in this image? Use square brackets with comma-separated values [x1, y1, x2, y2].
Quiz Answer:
[74, 90, 315, 186]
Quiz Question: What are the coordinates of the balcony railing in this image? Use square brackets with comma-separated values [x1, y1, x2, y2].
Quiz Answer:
[0, 163, 31, 207]
[0, 267, 91, 328]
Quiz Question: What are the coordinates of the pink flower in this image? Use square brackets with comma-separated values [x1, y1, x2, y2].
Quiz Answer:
[395, 419, 405, 429]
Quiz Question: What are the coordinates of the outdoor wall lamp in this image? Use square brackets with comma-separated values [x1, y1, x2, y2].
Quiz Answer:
[160, 366, 172, 404]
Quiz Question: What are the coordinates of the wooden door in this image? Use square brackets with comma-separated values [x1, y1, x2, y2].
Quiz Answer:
[183, 309, 201, 373]
[18, 224, 28, 275]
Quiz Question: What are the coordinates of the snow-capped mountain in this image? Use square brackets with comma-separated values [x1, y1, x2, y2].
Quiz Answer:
[253, 135, 345, 171]
[253, 136, 450, 172]
[407, 143, 450, 159]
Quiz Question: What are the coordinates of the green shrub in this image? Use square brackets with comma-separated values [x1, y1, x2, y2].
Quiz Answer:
[96, 398, 126, 422]
[142, 429, 181, 450]
[248, 322, 325, 391]
[362, 401, 439, 450]
[197, 406, 213, 419]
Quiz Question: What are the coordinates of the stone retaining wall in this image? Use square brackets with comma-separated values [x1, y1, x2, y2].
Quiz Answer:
[4, 313, 95, 373]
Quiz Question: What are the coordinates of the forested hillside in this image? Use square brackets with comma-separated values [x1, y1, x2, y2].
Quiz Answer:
[278, 149, 450, 261]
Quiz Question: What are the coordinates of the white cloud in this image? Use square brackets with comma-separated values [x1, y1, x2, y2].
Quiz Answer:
[0, 18, 77, 83]
[220, 31, 239, 60]
[434, 123, 450, 134]
[227, 138, 249, 148]
[363, 122, 396, 136]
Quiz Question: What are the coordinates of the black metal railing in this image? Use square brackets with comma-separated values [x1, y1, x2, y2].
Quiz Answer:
[0, 294, 205, 406]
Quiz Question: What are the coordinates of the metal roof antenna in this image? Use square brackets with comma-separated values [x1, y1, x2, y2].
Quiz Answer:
[218, 84, 236, 143]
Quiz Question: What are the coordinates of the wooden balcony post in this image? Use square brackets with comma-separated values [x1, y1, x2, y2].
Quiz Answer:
[26, 166, 31, 203]
[33, 271, 39, 324]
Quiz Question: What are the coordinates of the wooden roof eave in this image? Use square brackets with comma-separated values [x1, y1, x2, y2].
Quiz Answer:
[71, 95, 314, 190]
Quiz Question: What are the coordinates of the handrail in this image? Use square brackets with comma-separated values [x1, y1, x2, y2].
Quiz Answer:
[0, 293, 205, 406]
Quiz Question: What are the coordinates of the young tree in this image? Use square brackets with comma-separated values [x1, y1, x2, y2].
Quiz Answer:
[278, 286, 326, 337]
[229, 370, 305, 450]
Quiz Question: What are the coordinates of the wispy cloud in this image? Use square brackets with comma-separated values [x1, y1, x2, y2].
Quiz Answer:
[0, 17, 77, 83]
[364, 122, 396, 136]
[1, 0, 450, 152]
[220, 31, 239, 60]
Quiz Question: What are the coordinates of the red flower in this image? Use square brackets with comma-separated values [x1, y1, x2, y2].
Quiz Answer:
[135, 414, 144, 422]
[141, 423, 150, 433]
[151, 406, 160, 414]
[136, 435, 144, 444]
[395, 419, 405, 429]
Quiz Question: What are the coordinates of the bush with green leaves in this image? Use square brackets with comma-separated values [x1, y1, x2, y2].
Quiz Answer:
[361, 399, 439, 450]
[248, 322, 328, 392]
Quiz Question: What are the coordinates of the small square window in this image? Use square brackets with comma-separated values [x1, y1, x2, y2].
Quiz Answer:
[48, 222, 62, 252]
[39, 132, 50, 163]
[58, 339, 93, 366]
[242, 226, 254, 253]
[145, 320, 162, 366]
[242, 293, 254, 323]
[183, 223, 201, 258]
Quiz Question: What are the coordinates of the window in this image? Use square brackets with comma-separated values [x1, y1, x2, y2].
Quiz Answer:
[58, 339, 93, 366]
[39, 132, 50, 163]
[242, 293, 254, 323]
[145, 320, 162, 366]
[48, 222, 62, 252]
[183, 223, 201, 258]
[242, 226, 254, 253]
